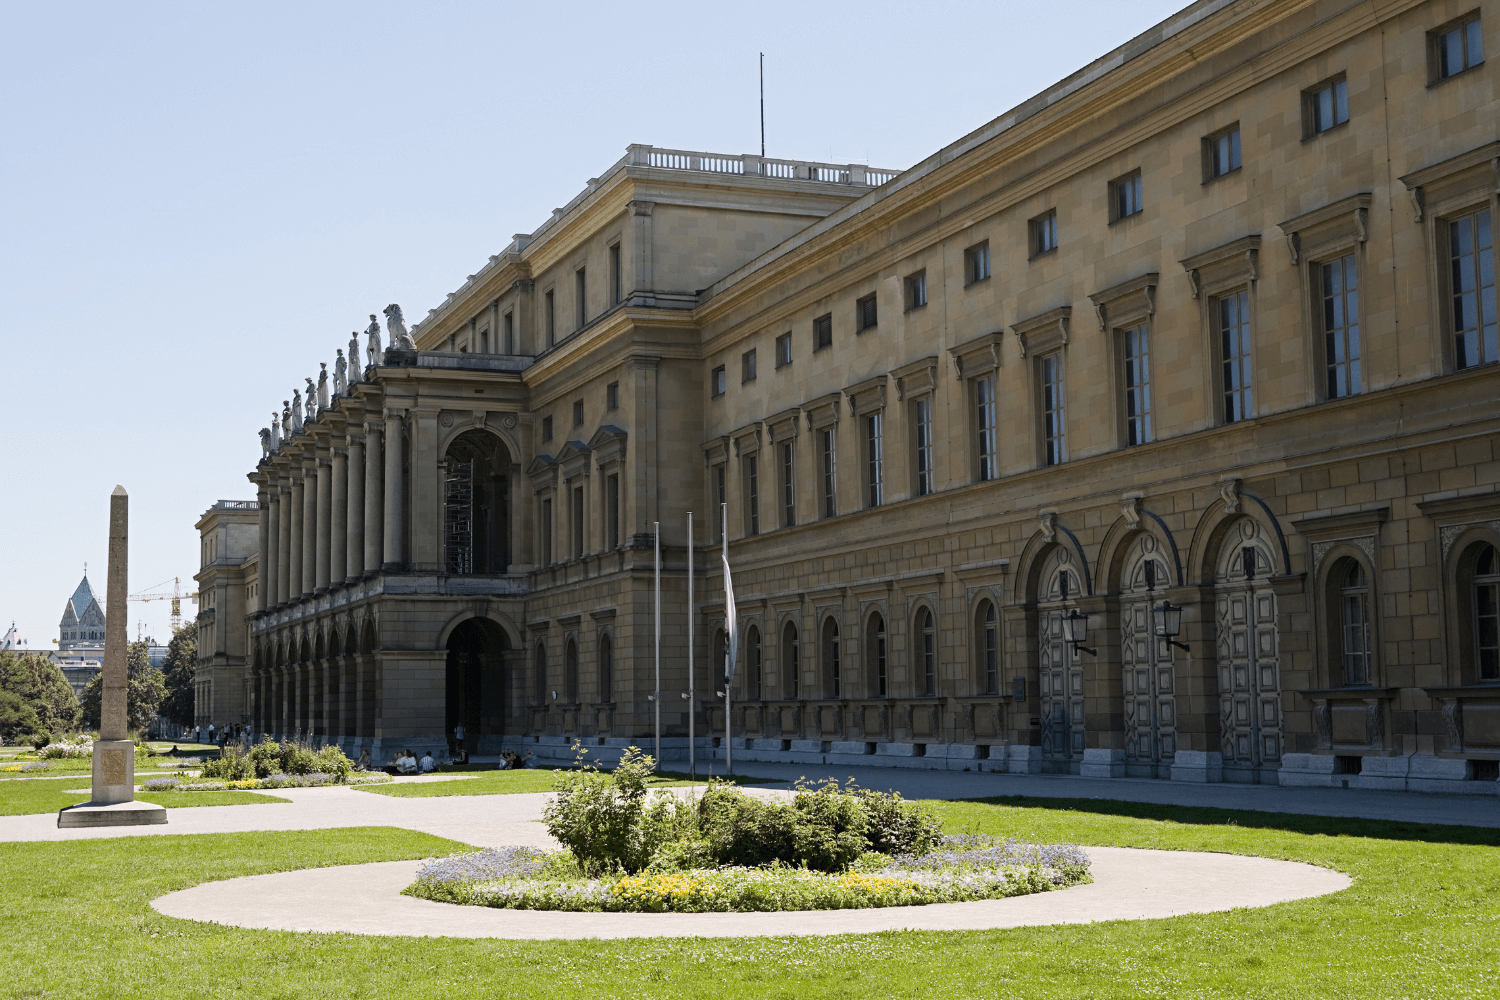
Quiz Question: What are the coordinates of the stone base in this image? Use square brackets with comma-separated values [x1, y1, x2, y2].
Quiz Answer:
[1079, 748, 1125, 778]
[57, 800, 168, 828]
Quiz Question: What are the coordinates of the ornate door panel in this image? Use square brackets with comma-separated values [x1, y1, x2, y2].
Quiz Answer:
[1037, 547, 1086, 766]
[1120, 535, 1175, 776]
[1215, 520, 1281, 778]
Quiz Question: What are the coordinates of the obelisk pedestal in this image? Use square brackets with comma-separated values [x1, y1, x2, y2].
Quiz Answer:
[59, 486, 167, 828]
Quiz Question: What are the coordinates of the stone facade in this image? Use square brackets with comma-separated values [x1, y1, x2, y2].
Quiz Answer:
[200, 0, 1500, 792]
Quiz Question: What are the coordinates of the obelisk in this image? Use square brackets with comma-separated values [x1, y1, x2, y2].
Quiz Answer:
[58, 486, 167, 827]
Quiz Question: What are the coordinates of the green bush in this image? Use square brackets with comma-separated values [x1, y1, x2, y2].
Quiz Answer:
[788, 779, 871, 872]
[854, 787, 944, 856]
[543, 744, 690, 875]
[313, 745, 352, 779]
[29, 731, 52, 752]
[200, 747, 255, 781]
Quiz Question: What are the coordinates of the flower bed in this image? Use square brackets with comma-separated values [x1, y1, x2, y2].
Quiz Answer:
[140, 772, 392, 792]
[404, 836, 1091, 913]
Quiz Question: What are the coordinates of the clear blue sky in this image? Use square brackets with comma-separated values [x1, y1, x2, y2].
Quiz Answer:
[0, 0, 1186, 647]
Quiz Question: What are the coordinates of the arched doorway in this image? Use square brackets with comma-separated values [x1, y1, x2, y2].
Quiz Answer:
[1214, 519, 1281, 783]
[444, 430, 512, 574]
[446, 617, 509, 755]
[1036, 546, 1085, 773]
[1120, 533, 1175, 778]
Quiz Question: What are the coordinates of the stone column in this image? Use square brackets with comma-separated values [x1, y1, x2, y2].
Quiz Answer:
[256, 487, 270, 613]
[383, 410, 406, 570]
[301, 461, 317, 598]
[315, 454, 333, 592]
[410, 408, 440, 570]
[365, 421, 385, 573]
[345, 433, 364, 580]
[330, 444, 348, 588]
[288, 477, 304, 601]
[266, 491, 281, 608]
[276, 483, 291, 605]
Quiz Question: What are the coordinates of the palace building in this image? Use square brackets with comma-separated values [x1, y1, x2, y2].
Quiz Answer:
[197, 0, 1500, 793]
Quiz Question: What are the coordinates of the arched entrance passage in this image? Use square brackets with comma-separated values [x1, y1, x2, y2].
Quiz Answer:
[444, 430, 512, 574]
[445, 617, 509, 755]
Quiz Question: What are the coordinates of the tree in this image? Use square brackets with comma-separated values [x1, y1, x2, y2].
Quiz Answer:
[158, 621, 197, 728]
[0, 650, 80, 735]
[80, 639, 166, 733]
[0, 690, 41, 744]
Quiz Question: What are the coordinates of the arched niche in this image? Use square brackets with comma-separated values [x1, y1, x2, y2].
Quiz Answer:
[443, 428, 513, 574]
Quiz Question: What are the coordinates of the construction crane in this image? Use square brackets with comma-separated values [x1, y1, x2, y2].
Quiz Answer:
[128, 577, 198, 632]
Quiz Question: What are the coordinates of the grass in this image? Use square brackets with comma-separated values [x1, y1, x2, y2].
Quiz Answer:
[0, 798, 1497, 997]
[0, 778, 289, 816]
[356, 768, 761, 799]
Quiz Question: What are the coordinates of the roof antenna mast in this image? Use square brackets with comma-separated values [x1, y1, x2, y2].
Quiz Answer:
[759, 52, 765, 157]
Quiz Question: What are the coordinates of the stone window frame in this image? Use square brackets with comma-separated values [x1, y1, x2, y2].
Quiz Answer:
[556, 439, 592, 562]
[591, 614, 616, 707]
[741, 619, 764, 701]
[775, 331, 793, 369]
[904, 269, 928, 311]
[765, 408, 801, 530]
[1300, 73, 1349, 140]
[608, 239, 623, 306]
[1181, 235, 1261, 426]
[606, 381, 619, 411]
[703, 436, 730, 542]
[589, 425, 627, 551]
[845, 375, 888, 510]
[971, 589, 1002, 696]
[818, 609, 843, 699]
[741, 347, 757, 384]
[1108, 169, 1144, 224]
[1426, 9, 1486, 86]
[861, 603, 890, 698]
[1013, 307, 1072, 468]
[1029, 209, 1059, 259]
[855, 292, 878, 334]
[778, 614, 802, 700]
[526, 454, 558, 567]
[804, 393, 841, 519]
[531, 633, 550, 706]
[947, 332, 1004, 483]
[573, 264, 588, 332]
[710, 364, 727, 398]
[1398, 141, 1500, 375]
[1418, 489, 1500, 688]
[893, 356, 939, 499]
[1088, 273, 1159, 449]
[813, 312, 834, 352]
[964, 240, 991, 286]
[1279, 193, 1372, 403]
[731, 422, 764, 538]
[1293, 506, 1388, 690]
[911, 599, 939, 698]
[544, 287, 556, 347]
[1201, 122, 1242, 184]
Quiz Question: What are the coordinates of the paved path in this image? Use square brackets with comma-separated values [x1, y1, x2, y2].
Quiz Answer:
[150, 846, 1350, 939]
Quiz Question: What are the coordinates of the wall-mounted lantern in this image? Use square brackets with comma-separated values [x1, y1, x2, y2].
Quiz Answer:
[1064, 608, 1096, 657]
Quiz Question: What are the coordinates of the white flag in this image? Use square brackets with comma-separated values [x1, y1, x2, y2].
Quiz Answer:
[722, 505, 738, 683]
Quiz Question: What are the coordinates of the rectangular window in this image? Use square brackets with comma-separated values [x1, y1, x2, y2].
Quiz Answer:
[1111, 170, 1143, 222]
[1304, 76, 1349, 137]
[964, 241, 990, 285]
[606, 381, 619, 410]
[713, 464, 727, 541]
[1321, 254, 1362, 397]
[1041, 354, 1066, 466]
[866, 413, 884, 507]
[1030, 210, 1058, 257]
[745, 455, 760, 536]
[775, 331, 793, 368]
[542, 415, 553, 442]
[575, 268, 587, 330]
[1204, 125, 1242, 181]
[975, 375, 997, 481]
[545, 290, 555, 346]
[571, 399, 584, 427]
[541, 498, 553, 564]
[609, 243, 622, 304]
[1218, 289, 1254, 422]
[503, 311, 515, 354]
[856, 293, 878, 333]
[905, 270, 927, 310]
[821, 428, 837, 519]
[914, 397, 934, 497]
[1122, 325, 1153, 446]
[781, 440, 795, 528]
[606, 473, 620, 548]
[1433, 14, 1484, 81]
[478, 327, 489, 353]
[1450, 208, 1497, 369]
[742, 348, 757, 383]
[813, 313, 833, 351]
[572, 484, 584, 558]
[711, 365, 726, 397]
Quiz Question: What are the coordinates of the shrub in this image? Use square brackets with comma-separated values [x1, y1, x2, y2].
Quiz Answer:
[313, 745, 352, 779]
[200, 747, 255, 781]
[29, 732, 52, 752]
[543, 744, 684, 875]
[854, 787, 944, 857]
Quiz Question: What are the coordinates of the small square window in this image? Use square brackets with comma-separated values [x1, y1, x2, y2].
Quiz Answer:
[1304, 76, 1349, 137]
[1432, 14, 1484, 81]
[1030, 210, 1058, 257]
[813, 313, 833, 351]
[542, 415, 554, 442]
[572, 399, 584, 427]
[1203, 124, 1242, 181]
[606, 381, 619, 410]
[964, 242, 990, 285]
[856, 294, 878, 333]
[1110, 171, 1142, 222]
[742, 348, 757, 383]
[711, 365, 727, 397]
[775, 332, 793, 368]
[905, 271, 927, 310]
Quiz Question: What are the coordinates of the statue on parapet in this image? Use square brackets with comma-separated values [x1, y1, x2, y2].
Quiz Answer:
[259, 427, 272, 459]
[317, 363, 330, 409]
[291, 391, 303, 433]
[366, 315, 383, 366]
[334, 350, 347, 396]
[282, 402, 292, 441]
[304, 377, 317, 421]
[385, 303, 415, 351]
[347, 334, 362, 384]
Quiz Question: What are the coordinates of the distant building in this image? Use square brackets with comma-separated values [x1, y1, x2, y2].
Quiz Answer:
[2, 623, 33, 651]
[54, 576, 106, 697]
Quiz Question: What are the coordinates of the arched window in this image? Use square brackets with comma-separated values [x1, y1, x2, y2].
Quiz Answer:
[564, 638, 579, 703]
[821, 617, 841, 697]
[1474, 543, 1500, 682]
[918, 607, 936, 696]
[866, 612, 887, 697]
[746, 626, 762, 700]
[977, 600, 999, 694]
[443, 430, 512, 574]
[534, 641, 548, 703]
[781, 621, 799, 699]
[598, 633, 612, 703]
[1338, 561, 1372, 685]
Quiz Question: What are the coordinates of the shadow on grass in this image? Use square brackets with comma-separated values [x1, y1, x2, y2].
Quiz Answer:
[956, 794, 1500, 846]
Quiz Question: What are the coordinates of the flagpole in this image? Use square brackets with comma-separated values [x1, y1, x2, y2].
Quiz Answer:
[654, 521, 661, 769]
[687, 511, 695, 781]
[722, 502, 732, 778]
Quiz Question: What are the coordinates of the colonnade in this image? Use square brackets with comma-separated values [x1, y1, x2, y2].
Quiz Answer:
[255, 412, 405, 610]
[250, 650, 378, 748]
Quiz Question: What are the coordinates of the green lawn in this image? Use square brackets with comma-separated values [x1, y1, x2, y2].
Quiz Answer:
[0, 778, 289, 816]
[0, 799, 1497, 997]
[356, 768, 762, 799]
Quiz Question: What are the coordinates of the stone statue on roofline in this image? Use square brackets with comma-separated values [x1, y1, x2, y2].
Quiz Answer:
[282, 402, 292, 440]
[366, 315, 383, 366]
[271, 412, 282, 451]
[334, 350, 347, 396]
[348, 333, 362, 384]
[291, 389, 303, 433]
[385, 303, 415, 351]
[317, 363, 330, 409]
[305, 377, 317, 421]
[259, 427, 272, 459]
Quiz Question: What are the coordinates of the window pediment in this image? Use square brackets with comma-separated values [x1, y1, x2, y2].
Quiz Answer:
[764, 408, 801, 444]
[1013, 307, 1071, 358]
[702, 434, 729, 467]
[526, 454, 556, 490]
[844, 374, 888, 416]
[1279, 193, 1371, 263]
[588, 424, 627, 467]
[947, 332, 1004, 379]
[1087, 272, 1158, 331]
[892, 355, 939, 401]
[556, 440, 591, 479]
[731, 422, 762, 457]
[1181, 235, 1261, 298]
[803, 392, 841, 432]
[1398, 140, 1500, 221]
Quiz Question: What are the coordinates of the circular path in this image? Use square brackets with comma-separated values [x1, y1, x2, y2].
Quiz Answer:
[151, 846, 1349, 939]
